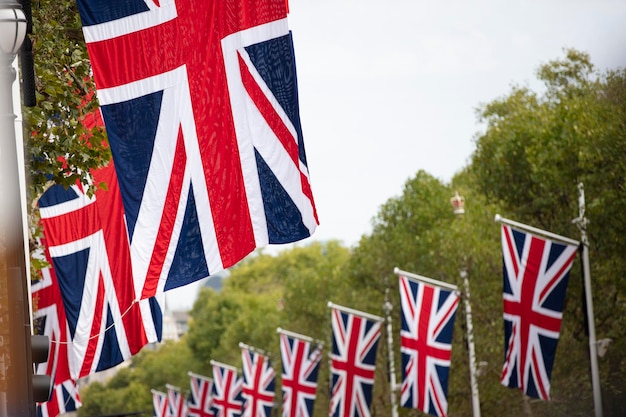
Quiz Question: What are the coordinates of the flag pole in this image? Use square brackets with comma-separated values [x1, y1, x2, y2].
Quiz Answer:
[450, 192, 481, 417]
[572, 182, 603, 417]
[383, 289, 399, 417]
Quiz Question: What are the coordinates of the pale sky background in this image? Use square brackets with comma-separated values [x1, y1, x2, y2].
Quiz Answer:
[167, 0, 626, 311]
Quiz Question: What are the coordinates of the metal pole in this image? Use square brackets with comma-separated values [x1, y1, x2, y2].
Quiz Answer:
[383, 293, 399, 417]
[461, 269, 481, 417]
[572, 183, 603, 417]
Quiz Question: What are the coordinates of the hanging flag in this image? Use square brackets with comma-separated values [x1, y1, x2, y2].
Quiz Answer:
[328, 303, 382, 417]
[398, 274, 460, 417]
[74, 0, 319, 299]
[211, 360, 244, 417]
[188, 371, 215, 417]
[37, 162, 163, 379]
[500, 223, 578, 400]
[32, 242, 81, 417]
[278, 329, 323, 417]
[240, 343, 276, 417]
[167, 384, 190, 417]
[152, 389, 170, 417]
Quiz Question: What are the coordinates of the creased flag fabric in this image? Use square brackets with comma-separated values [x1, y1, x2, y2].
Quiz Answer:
[211, 361, 244, 417]
[74, 0, 318, 299]
[279, 332, 322, 417]
[152, 390, 170, 417]
[188, 372, 215, 417]
[329, 305, 382, 417]
[32, 243, 81, 417]
[500, 224, 578, 400]
[398, 274, 460, 417]
[241, 346, 276, 417]
[167, 384, 190, 417]
[37, 162, 163, 379]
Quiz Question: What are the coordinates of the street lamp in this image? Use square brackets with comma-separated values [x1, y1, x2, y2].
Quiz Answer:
[450, 191, 482, 417]
[1, 2, 38, 417]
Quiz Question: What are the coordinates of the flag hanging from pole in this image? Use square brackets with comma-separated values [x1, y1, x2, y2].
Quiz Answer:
[499, 223, 578, 400]
[152, 389, 170, 417]
[74, 0, 319, 299]
[328, 303, 382, 417]
[211, 361, 244, 417]
[167, 384, 190, 417]
[398, 274, 459, 417]
[188, 371, 215, 417]
[278, 329, 323, 417]
[240, 344, 276, 417]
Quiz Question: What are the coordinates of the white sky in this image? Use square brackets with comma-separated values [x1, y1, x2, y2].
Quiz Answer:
[166, 0, 626, 311]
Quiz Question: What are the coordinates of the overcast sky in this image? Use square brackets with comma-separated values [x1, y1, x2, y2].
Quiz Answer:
[167, 0, 626, 310]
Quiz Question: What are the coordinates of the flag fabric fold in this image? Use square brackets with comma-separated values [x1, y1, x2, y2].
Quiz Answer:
[152, 389, 170, 417]
[328, 304, 382, 417]
[188, 371, 216, 417]
[74, 0, 318, 299]
[499, 223, 578, 400]
[211, 361, 244, 417]
[278, 330, 322, 417]
[398, 274, 460, 417]
[240, 345, 276, 417]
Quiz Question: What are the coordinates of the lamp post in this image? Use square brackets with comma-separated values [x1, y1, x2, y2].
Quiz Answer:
[450, 191, 482, 417]
[0, 1, 32, 416]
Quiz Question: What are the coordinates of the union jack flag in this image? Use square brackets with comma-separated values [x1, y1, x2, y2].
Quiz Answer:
[167, 384, 190, 417]
[74, 0, 318, 299]
[32, 244, 81, 417]
[188, 371, 215, 417]
[278, 330, 322, 417]
[240, 345, 276, 417]
[398, 274, 460, 417]
[500, 223, 578, 400]
[37, 163, 163, 379]
[152, 389, 170, 417]
[328, 304, 382, 417]
[211, 361, 243, 417]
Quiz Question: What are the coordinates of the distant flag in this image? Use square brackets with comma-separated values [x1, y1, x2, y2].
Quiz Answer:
[328, 302, 383, 417]
[152, 389, 170, 417]
[74, 0, 319, 299]
[240, 343, 276, 417]
[499, 222, 578, 400]
[211, 360, 243, 417]
[32, 242, 81, 417]
[37, 162, 163, 379]
[398, 273, 460, 417]
[188, 371, 215, 417]
[277, 328, 323, 417]
[167, 384, 190, 417]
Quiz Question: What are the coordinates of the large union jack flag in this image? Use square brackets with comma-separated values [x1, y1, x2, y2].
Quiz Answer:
[328, 304, 382, 417]
[188, 371, 215, 417]
[211, 361, 244, 417]
[74, 0, 318, 299]
[500, 224, 578, 400]
[32, 244, 82, 417]
[398, 274, 459, 417]
[240, 345, 276, 417]
[37, 163, 163, 379]
[278, 331, 322, 417]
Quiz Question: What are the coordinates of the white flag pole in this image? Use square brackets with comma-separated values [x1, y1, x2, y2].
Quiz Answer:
[383, 289, 399, 417]
[572, 183, 603, 417]
[393, 267, 458, 291]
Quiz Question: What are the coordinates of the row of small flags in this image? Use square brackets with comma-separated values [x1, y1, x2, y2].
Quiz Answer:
[147, 218, 580, 417]
[32, 217, 580, 417]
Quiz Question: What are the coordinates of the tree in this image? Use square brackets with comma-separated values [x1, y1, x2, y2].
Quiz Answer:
[472, 48, 626, 415]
